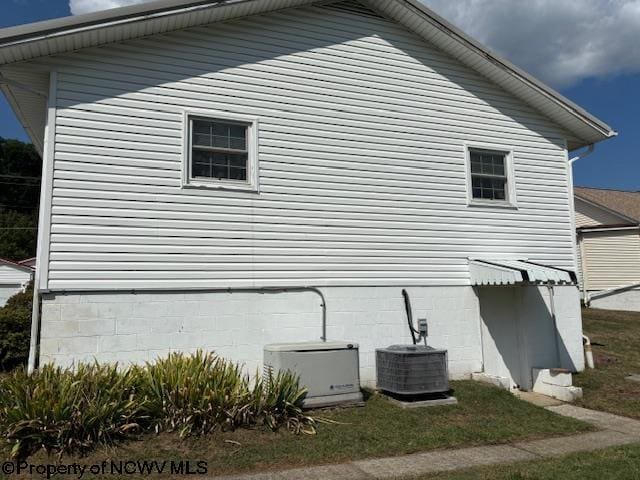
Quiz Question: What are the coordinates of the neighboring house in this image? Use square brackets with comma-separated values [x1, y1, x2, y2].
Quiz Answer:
[0, 258, 33, 307]
[574, 187, 640, 311]
[0, 0, 616, 393]
[18, 257, 37, 269]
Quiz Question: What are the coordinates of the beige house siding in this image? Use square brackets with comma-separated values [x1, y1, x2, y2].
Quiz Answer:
[581, 229, 640, 291]
[575, 197, 627, 228]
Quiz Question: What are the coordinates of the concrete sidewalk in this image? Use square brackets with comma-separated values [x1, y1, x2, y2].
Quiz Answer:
[216, 405, 640, 480]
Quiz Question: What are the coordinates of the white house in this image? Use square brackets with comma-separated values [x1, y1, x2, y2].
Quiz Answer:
[575, 187, 640, 311]
[0, 0, 616, 392]
[0, 258, 33, 307]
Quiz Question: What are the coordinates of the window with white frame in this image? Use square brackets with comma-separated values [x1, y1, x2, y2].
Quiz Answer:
[468, 148, 511, 203]
[185, 114, 257, 190]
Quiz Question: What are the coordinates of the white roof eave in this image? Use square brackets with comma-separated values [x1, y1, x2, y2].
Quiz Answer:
[0, 0, 616, 150]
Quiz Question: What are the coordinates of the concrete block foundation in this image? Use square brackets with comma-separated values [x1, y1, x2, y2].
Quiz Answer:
[38, 285, 585, 389]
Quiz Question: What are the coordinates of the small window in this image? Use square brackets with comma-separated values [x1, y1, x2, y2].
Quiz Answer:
[183, 113, 258, 191]
[467, 148, 513, 204]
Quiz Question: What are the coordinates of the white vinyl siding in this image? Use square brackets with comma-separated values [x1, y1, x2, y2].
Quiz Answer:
[0, 264, 32, 306]
[582, 229, 640, 291]
[41, 2, 574, 290]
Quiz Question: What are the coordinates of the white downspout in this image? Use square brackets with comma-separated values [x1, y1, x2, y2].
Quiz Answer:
[583, 335, 595, 369]
[567, 145, 595, 372]
[568, 145, 594, 302]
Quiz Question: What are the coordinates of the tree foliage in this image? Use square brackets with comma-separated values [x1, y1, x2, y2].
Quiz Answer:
[0, 283, 32, 371]
[0, 138, 41, 260]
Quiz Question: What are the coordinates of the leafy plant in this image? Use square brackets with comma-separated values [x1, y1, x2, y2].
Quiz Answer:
[0, 283, 33, 371]
[135, 351, 250, 436]
[136, 351, 315, 437]
[0, 351, 316, 459]
[251, 370, 315, 435]
[0, 363, 143, 459]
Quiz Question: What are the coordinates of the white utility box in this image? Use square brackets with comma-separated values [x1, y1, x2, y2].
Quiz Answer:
[263, 341, 363, 408]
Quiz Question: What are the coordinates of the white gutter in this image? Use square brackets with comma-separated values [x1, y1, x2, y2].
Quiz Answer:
[569, 144, 595, 165]
[0, 0, 245, 49]
[579, 225, 640, 234]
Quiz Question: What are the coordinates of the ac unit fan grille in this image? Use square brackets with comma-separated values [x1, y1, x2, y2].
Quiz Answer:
[376, 348, 449, 395]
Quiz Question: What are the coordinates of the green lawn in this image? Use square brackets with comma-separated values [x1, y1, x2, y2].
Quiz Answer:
[574, 308, 640, 419]
[21, 381, 590, 478]
[417, 443, 640, 480]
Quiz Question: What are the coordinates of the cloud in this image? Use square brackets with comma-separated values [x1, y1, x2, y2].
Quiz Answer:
[69, 0, 153, 15]
[69, 0, 640, 88]
[424, 0, 640, 88]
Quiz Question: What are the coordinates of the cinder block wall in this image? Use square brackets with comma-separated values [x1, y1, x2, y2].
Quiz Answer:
[39, 286, 483, 387]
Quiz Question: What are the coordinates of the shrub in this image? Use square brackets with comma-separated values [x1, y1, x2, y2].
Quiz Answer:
[135, 351, 251, 436]
[0, 283, 33, 371]
[0, 351, 316, 459]
[0, 363, 143, 459]
[135, 351, 315, 437]
[252, 370, 316, 435]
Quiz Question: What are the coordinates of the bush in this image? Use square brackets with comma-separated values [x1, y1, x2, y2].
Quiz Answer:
[0, 363, 144, 459]
[0, 284, 33, 371]
[136, 351, 314, 437]
[0, 352, 315, 459]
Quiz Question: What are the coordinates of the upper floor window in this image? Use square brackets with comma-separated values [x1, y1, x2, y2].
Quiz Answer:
[466, 147, 516, 206]
[183, 112, 258, 191]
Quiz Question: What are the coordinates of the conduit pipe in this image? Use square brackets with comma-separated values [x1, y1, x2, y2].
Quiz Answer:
[28, 286, 327, 374]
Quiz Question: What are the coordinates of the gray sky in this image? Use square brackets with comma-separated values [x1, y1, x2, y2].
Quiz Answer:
[69, 0, 640, 88]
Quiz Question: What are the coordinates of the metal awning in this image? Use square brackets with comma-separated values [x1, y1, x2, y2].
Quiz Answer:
[469, 259, 577, 286]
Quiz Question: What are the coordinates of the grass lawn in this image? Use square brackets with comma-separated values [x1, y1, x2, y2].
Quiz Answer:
[416, 442, 640, 479]
[19, 381, 590, 478]
[574, 308, 640, 419]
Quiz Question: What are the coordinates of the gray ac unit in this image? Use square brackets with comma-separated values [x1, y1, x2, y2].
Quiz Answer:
[376, 345, 449, 395]
[264, 341, 363, 408]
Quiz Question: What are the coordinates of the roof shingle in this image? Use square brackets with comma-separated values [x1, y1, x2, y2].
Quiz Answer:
[575, 187, 640, 222]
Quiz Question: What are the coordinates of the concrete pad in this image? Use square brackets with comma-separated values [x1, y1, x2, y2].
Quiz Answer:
[517, 391, 564, 407]
[514, 430, 637, 457]
[547, 405, 640, 436]
[280, 464, 370, 480]
[384, 395, 458, 409]
[354, 445, 535, 479]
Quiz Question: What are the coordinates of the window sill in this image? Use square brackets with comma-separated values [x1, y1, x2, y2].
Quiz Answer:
[182, 180, 259, 193]
[467, 200, 518, 210]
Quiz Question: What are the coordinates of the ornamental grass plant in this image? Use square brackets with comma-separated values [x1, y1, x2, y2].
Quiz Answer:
[0, 351, 314, 459]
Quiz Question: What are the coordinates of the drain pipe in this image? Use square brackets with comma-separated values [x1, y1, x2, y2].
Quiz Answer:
[27, 288, 41, 374]
[583, 335, 595, 369]
[567, 145, 598, 368]
[28, 286, 327, 372]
